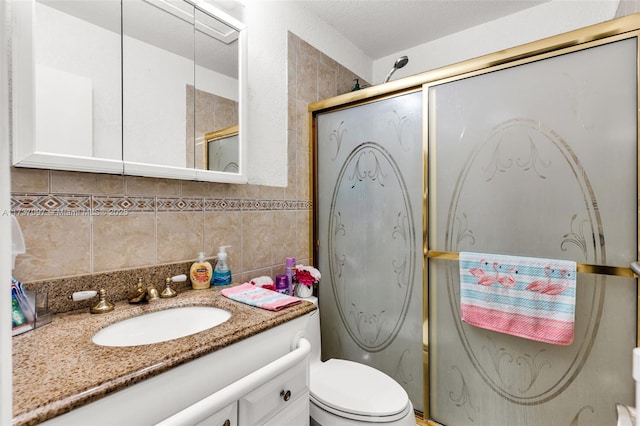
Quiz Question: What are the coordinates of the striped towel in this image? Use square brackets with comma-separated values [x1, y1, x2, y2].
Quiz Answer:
[221, 283, 301, 311]
[459, 252, 576, 345]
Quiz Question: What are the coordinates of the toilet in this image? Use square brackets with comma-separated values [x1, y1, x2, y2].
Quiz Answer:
[304, 297, 415, 425]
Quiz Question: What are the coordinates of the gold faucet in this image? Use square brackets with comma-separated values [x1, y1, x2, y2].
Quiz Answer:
[128, 278, 160, 303]
[160, 277, 178, 298]
[68, 289, 114, 314]
[128, 278, 146, 304]
[146, 284, 160, 301]
[90, 289, 115, 314]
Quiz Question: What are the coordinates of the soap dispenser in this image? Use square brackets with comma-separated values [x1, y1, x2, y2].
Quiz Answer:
[190, 252, 213, 290]
[212, 245, 232, 286]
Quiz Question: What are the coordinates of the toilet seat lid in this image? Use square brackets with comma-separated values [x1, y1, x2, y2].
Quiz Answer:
[310, 359, 409, 418]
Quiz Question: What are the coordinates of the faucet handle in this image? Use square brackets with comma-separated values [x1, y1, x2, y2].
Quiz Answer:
[90, 289, 114, 314]
[68, 290, 97, 302]
[160, 277, 178, 298]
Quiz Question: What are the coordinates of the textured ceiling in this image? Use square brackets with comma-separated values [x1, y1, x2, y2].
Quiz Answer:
[297, 0, 549, 59]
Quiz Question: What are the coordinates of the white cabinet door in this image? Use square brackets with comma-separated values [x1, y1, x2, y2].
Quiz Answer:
[194, 401, 237, 426]
[263, 392, 309, 426]
[239, 360, 309, 426]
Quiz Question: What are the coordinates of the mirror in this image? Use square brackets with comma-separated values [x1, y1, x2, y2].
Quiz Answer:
[122, 0, 196, 179]
[12, 0, 123, 173]
[204, 125, 239, 172]
[12, 0, 246, 183]
[193, 6, 240, 173]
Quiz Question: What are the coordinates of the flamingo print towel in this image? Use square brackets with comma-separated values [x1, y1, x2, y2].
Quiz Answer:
[459, 252, 577, 345]
[221, 283, 301, 311]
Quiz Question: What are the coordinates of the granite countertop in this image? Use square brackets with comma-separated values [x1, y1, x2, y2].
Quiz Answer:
[12, 286, 315, 426]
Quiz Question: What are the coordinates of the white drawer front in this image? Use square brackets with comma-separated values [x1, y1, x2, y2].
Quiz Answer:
[194, 401, 237, 426]
[239, 359, 309, 426]
[263, 392, 309, 426]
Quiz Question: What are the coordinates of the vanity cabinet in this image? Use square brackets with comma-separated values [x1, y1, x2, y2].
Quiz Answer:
[178, 356, 309, 426]
[40, 314, 311, 426]
[165, 338, 310, 426]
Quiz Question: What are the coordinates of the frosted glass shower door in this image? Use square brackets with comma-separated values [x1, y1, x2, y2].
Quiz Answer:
[315, 91, 424, 412]
[428, 36, 638, 425]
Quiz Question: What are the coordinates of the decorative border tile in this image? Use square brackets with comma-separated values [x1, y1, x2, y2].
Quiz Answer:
[9, 194, 312, 216]
[156, 197, 204, 212]
[93, 195, 156, 213]
[10, 194, 92, 216]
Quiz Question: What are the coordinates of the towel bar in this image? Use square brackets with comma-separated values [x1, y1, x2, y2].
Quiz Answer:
[427, 250, 638, 279]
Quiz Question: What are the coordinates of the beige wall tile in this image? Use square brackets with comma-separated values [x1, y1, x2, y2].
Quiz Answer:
[319, 51, 338, 70]
[337, 65, 367, 95]
[181, 180, 211, 197]
[238, 184, 260, 200]
[258, 185, 285, 200]
[295, 209, 312, 263]
[287, 34, 297, 99]
[204, 211, 242, 273]
[221, 182, 245, 199]
[318, 59, 337, 100]
[241, 266, 275, 284]
[288, 93, 296, 132]
[195, 89, 216, 133]
[93, 213, 156, 272]
[241, 211, 273, 270]
[51, 171, 125, 195]
[298, 38, 321, 63]
[272, 210, 298, 267]
[287, 128, 297, 167]
[297, 151, 311, 201]
[186, 85, 196, 168]
[296, 49, 318, 103]
[285, 164, 297, 201]
[295, 99, 310, 153]
[13, 215, 91, 281]
[213, 97, 238, 129]
[157, 211, 204, 263]
[209, 182, 233, 199]
[126, 176, 181, 196]
[11, 168, 49, 194]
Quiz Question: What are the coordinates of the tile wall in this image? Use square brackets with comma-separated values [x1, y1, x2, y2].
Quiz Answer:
[9, 32, 368, 290]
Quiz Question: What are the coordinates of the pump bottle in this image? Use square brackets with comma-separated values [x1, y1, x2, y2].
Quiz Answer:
[190, 252, 212, 290]
[212, 245, 232, 286]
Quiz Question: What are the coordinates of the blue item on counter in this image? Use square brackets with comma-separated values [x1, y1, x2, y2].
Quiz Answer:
[212, 245, 232, 286]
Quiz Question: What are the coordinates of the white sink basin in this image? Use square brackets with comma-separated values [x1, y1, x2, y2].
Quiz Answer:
[92, 306, 231, 347]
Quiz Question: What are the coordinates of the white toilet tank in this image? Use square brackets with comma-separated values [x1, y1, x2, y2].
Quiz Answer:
[303, 297, 322, 364]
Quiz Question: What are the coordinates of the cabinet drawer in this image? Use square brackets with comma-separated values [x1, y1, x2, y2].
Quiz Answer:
[239, 359, 309, 425]
[263, 392, 309, 426]
[194, 401, 237, 426]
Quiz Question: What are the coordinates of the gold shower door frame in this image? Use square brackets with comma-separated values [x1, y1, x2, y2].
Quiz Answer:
[310, 14, 640, 425]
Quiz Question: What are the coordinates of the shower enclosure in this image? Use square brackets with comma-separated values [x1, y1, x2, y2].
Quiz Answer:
[426, 31, 638, 426]
[312, 13, 640, 425]
[314, 90, 425, 414]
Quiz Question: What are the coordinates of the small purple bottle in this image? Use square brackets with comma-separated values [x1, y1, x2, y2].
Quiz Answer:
[275, 275, 288, 295]
[285, 257, 296, 296]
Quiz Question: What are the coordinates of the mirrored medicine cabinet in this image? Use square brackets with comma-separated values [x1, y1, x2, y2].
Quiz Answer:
[11, 0, 247, 183]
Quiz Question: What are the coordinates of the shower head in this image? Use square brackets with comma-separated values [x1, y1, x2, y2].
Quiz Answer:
[383, 56, 409, 83]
